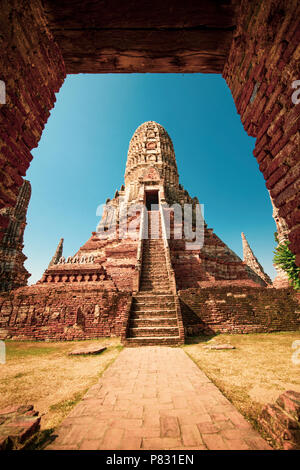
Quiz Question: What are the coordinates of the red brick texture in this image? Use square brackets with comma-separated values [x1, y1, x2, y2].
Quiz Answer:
[259, 390, 300, 450]
[223, 0, 300, 267]
[0, 0, 65, 241]
[0, 283, 131, 341]
[179, 286, 300, 335]
[0, 405, 40, 451]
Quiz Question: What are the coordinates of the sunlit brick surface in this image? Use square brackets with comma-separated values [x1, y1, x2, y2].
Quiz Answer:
[47, 347, 271, 450]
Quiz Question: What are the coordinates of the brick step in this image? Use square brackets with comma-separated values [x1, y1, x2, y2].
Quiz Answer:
[140, 276, 170, 282]
[143, 245, 164, 248]
[133, 293, 174, 302]
[133, 296, 175, 312]
[140, 277, 169, 283]
[141, 268, 168, 273]
[133, 299, 174, 306]
[131, 310, 176, 318]
[139, 286, 172, 291]
[139, 284, 171, 289]
[139, 285, 171, 291]
[140, 274, 169, 279]
[133, 295, 174, 302]
[142, 254, 166, 258]
[140, 269, 168, 274]
[143, 243, 164, 246]
[139, 288, 172, 294]
[129, 326, 179, 337]
[146, 236, 163, 239]
[143, 246, 164, 249]
[140, 280, 170, 287]
[141, 267, 168, 272]
[141, 259, 167, 263]
[130, 317, 178, 327]
[124, 336, 183, 347]
[131, 309, 176, 318]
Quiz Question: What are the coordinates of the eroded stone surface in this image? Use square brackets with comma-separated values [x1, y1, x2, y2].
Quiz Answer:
[0, 405, 40, 450]
[0, 181, 31, 292]
[259, 390, 300, 450]
[204, 344, 236, 350]
[69, 345, 107, 356]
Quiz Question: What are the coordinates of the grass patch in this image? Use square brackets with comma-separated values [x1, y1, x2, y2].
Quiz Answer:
[49, 391, 86, 414]
[0, 337, 123, 444]
[183, 331, 300, 444]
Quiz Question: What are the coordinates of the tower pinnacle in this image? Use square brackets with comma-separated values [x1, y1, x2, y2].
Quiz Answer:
[241, 232, 272, 285]
[48, 238, 64, 267]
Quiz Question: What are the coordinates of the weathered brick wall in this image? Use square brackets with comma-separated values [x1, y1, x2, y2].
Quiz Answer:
[180, 286, 300, 335]
[170, 236, 268, 289]
[223, 0, 300, 267]
[0, 283, 131, 341]
[0, 0, 65, 241]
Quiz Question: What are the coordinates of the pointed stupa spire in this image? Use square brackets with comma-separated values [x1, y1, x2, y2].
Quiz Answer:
[48, 238, 64, 267]
[241, 232, 272, 285]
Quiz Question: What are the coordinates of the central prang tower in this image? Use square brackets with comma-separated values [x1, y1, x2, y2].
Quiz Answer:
[40, 120, 271, 298]
[124, 121, 179, 205]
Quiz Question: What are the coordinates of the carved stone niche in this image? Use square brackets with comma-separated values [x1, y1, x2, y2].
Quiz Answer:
[142, 166, 161, 182]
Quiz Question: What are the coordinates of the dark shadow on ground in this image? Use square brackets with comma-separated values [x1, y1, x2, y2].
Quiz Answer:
[184, 333, 219, 345]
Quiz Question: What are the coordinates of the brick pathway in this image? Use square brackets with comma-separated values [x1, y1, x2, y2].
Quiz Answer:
[47, 347, 271, 450]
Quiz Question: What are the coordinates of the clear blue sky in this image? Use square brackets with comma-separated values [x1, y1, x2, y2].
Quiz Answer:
[24, 74, 277, 284]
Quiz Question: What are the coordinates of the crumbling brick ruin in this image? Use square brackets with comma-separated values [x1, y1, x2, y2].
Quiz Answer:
[0, 180, 31, 292]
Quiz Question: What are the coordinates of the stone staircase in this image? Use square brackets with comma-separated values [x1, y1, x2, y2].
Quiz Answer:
[125, 210, 182, 346]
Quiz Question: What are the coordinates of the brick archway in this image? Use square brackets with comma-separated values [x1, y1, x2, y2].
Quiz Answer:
[0, 0, 299, 268]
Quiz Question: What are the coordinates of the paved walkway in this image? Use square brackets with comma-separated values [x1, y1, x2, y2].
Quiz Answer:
[47, 347, 271, 450]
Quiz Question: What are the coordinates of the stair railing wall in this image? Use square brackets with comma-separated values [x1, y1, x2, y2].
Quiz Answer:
[133, 206, 146, 293]
[159, 204, 177, 295]
[159, 204, 185, 343]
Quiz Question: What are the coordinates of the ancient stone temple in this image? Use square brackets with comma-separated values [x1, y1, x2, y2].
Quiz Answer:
[0, 122, 299, 342]
[41, 122, 272, 291]
[0, 180, 31, 292]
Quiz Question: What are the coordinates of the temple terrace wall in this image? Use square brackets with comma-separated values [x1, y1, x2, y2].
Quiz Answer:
[0, 284, 299, 341]
[0, 284, 131, 341]
[179, 287, 300, 336]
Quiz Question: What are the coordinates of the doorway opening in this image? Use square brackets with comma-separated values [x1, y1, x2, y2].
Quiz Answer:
[145, 190, 159, 211]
